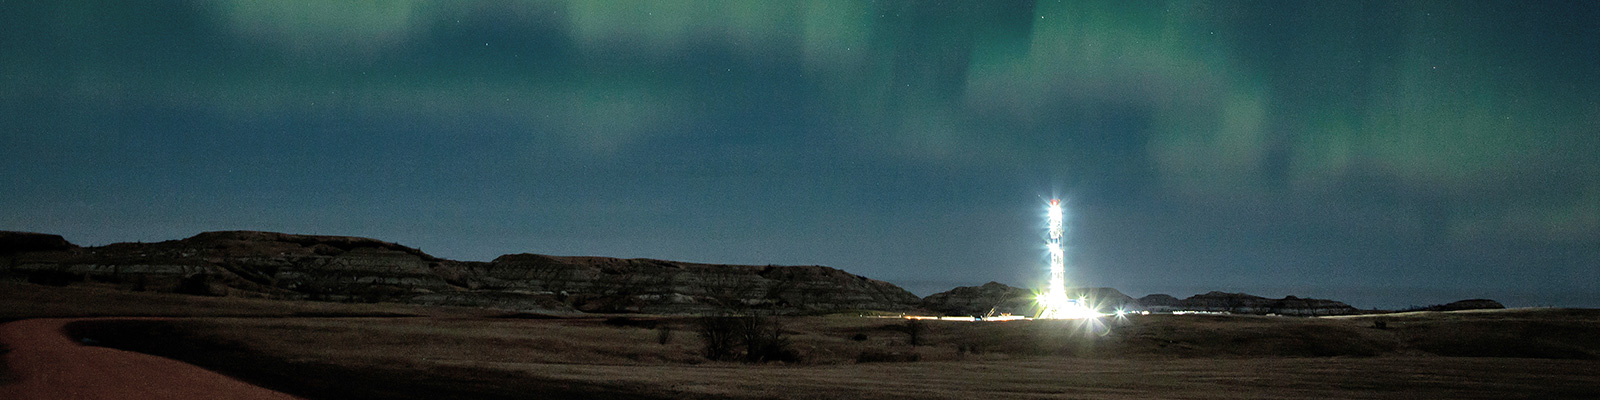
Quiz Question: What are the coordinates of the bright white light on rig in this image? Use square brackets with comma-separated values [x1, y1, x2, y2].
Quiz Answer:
[1037, 198, 1100, 320]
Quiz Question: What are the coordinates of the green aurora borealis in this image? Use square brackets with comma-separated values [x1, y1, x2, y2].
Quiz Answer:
[2, 1, 1596, 307]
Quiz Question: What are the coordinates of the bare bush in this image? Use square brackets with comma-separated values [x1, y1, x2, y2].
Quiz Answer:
[695, 313, 798, 363]
[696, 316, 741, 361]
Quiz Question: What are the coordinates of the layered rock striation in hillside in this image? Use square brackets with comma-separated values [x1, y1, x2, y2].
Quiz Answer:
[1, 231, 920, 314]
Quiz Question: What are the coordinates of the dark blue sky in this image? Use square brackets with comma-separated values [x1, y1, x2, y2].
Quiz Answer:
[3, 1, 1597, 308]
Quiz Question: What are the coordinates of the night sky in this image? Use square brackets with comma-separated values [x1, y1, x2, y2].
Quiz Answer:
[3, 1, 1597, 308]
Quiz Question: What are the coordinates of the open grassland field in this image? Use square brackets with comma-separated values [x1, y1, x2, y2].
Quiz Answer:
[5, 282, 1599, 399]
[0, 281, 467, 320]
[54, 312, 1600, 399]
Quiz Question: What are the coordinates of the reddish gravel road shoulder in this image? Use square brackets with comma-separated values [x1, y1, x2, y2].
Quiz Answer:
[0, 318, 301, 400]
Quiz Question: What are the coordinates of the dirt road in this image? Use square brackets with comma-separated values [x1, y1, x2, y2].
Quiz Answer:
[0, 318, 301, 400]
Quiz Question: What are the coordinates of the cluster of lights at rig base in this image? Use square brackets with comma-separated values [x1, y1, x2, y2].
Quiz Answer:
[1036, 198, 1102, 320]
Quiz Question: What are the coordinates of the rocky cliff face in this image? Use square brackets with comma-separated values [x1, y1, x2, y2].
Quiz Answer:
[1, 231, 920, 314]
[1138, 292, 1358, 316]
[920, 282, 1142, 317]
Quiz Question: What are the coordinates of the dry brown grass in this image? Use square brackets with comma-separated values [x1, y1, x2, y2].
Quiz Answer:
[475, 356, 1599, 399]
[1335, 308, 1600, 359]
[0, 280, 470, 319]
[8, 281, 1600, 399]
[191, 317, 707, 366]
[61, 311, 1600, 399]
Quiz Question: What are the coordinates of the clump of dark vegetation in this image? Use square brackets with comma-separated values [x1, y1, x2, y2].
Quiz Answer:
[25, 270, 77, 286]
[602, 316, 659, 329]
[286, 312, 420, 318]
[656, 325, 673, 345]
[697, 316, 739, 360]
[128, 274, 148, 292]
[490, 312, 564, 319]
[850, 333, 869, 342]
[174, 273, 224, 296]
[899, 319, 927, 346]
[348, 285, 407, 304]
[855, 349, 919, 363]
[956, 342, 983, 356]
[695, 314, 798, 363]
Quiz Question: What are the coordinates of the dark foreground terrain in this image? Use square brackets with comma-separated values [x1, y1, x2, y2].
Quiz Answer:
[3, 282, 1598, 399]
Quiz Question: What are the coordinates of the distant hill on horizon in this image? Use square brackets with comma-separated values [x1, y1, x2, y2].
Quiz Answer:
[2, 230, 1505, 316]
[1, 230, 921, 314]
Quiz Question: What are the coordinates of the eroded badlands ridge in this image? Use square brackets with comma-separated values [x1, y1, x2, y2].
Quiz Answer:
[3, 231, 1498, 315]
[1, 231, 920, 314]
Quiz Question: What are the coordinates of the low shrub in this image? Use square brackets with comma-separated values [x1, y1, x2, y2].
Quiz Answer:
[856, 350, 919, 363]
[603, 316, 659, 329]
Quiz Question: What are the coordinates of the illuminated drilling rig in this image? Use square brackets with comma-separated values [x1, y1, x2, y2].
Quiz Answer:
[1037, 198, 1096, 319]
